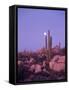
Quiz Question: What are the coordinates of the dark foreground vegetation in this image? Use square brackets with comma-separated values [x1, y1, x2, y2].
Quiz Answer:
[17, 48, 65, 82]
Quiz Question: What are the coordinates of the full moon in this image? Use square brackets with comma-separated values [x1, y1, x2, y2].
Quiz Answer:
[44, 32, 47, 36]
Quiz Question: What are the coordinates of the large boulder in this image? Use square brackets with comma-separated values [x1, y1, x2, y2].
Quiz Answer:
[29, 64, 42, 73]
[49, 55, 65, 72]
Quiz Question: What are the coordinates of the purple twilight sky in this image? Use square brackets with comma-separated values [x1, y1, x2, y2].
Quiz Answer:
[18, 8, 65, 52]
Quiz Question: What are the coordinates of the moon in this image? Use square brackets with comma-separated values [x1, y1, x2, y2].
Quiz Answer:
[44, 32, 47, 36]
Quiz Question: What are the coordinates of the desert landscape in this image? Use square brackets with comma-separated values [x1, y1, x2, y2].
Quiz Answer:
[17, 8, 66, 83]
[17, 47, 65, 82]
